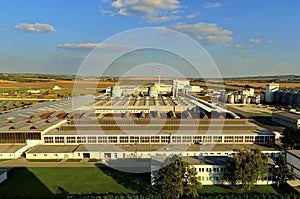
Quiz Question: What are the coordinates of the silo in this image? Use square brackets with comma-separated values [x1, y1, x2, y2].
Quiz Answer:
[246, 96, 252, 104]
[111, 86, 122, 97]
[227, 94, 235, 104]
[242, 95, 247, 104]
[234, 94, 241, 103]
[148, 86, 158, 97]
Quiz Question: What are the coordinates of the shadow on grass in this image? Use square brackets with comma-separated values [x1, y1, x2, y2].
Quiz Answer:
[96, 163, 153, 195]
[0, 168, 54, 198]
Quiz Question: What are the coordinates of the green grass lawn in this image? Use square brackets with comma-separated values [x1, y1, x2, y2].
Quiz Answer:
[0, 167, 152, 197]
[66, 159, 81, 162]
[26, 159, 62, 162]
[256, 113, 272, 117]
[88, 158, 99, 162]
[0, 159, 11, 162]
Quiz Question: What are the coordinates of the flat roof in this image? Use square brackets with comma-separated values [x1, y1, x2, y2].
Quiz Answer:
[273, 111, 300, 120]
[287, 150, 300, 159]
[27, 145, 79, 153]
[181, 156, 228, 165]
[187, 144, 280, 152]
[44, 128, 273, 136]
[0, 144, 26, 153]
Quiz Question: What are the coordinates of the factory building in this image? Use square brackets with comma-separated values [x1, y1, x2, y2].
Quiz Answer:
[152, 156, 276, 185]
[272, 111, 300, 128]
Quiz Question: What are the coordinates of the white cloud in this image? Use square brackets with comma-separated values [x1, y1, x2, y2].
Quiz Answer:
[14, 23, 55, 33]
[223, 43, 244, 48]
[172, 22, 233, 44]
[186, 13, 199, 19]
[248, 38, 262, 45]
[204, 2, 222, 9]
[57, 43, 135, 50]
[110, 0, 180, 16]
[143, 14, 180, 23]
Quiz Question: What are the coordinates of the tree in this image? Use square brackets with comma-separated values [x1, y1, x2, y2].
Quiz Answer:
[280, 126, 300, 149]
[153, 155, 202, 198]
[224, 149, 268, 191]
[272, 155, 291, 186]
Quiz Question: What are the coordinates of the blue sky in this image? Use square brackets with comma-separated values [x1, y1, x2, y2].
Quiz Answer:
[0, 0, 299, 77]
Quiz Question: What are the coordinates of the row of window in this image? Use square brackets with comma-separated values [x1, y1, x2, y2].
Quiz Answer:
[44, 135, 273, 144]
[197, 167, 226, 173]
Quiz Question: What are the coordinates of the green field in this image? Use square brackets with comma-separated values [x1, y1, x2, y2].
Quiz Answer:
[0, 167, 151, 197]
[66, 159, 81, 162]
[0, 167, 295, 198]
[26, 159, 62, 162]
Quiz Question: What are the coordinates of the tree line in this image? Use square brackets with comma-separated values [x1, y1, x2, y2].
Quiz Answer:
[280, 126, 300, 149]
[153, 149, 292, 198]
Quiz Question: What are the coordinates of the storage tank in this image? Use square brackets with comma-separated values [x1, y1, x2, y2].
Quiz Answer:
[246, 96, 252, 104]
[234, 94, 241, 103]
[111, 86, 122, 97]
[242, 95, 247, 104]
[148, 86, 158, 97]
[227, 94, 235, 104]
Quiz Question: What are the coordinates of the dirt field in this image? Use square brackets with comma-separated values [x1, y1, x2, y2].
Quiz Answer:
[225, 81, 300, 90]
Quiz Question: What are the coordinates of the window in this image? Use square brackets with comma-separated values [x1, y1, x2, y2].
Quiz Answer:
[193, 136, 202, 143]
[234, 136, 243, 143]
[245, 136, 254, 143]
[140, 136, 150, 143]
[160, 136, 170, 143]
[150, 136, 160, 143]
[44, 154, 47, 156]
[87, 136, 97, 143]
[55, 136, 64, 143]
[172, 136, 181, 143]
[203, 136, 212, 143]
[44, 137, 54, 143]
[129, 136, 139, 143]
[54, 154, 58, 157]
[108, 136, 118, 143]
[255, 136, 264, 143]
[119, 136, 129, 143]
[182, 136, 192, 143]
[98, 136, 107, 143]
[213, 136, 222, 143]
[77, 136, 86, 143]
[224, 136, 234, 143]
[66, 136, 76, 143]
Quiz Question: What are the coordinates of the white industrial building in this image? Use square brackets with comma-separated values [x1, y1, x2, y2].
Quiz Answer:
[272, 111, 300, 128]
[286, 150, 300, 179]
[152, 156, 276, 185]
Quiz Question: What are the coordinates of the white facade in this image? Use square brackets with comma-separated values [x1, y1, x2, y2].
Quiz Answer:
[265, 83, 279, 103]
